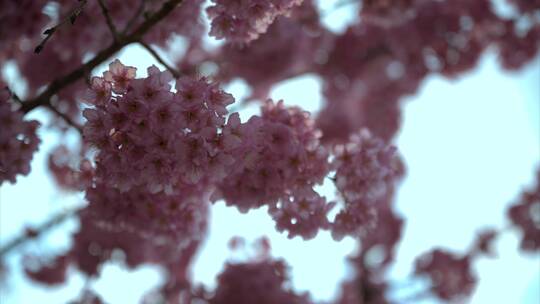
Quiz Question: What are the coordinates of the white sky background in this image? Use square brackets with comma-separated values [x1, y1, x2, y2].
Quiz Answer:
[1, 1, 539, 303]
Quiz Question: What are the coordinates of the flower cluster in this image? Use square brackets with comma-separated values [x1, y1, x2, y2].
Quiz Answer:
[359, 0, 415, 25]
[269, 191, 334, 240]
[0, 88, 41, 185]
[81, 59, 240, 247]
[7, 0, 204, 127]
[217, 100, 329, 208]
[316, 0, 539, 143]
[207, 0, 304, 44]
[507, 168, 540, 252]
[414, 249, 477, 301]
[211, 258, 310, 304]
[5, 1, 540, 302]
[495, 21, 540, 70]
[85, 183, 209, 246]
[23, 255, 70, 286]
[25, 209, 204, 291]
[217, 0, 330, 100]
[83, 60, 235, 193]
[216, 100, 332, 239]
[330, 129, 401, 241]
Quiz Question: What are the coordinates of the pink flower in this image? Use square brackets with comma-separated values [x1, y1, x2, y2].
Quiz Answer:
[269, 191, 334, 239]
[83, 60, 239, 193]
[207, 0, 304, 44]
[84, 77, 112, 106]
[0, 88, 41, 184]
[415, 249, 477, 301]
[507, 168, 540, 252]
[103, 59, 137, 94]
[211, 258, 311, 304]
[24, 255, 70, 286]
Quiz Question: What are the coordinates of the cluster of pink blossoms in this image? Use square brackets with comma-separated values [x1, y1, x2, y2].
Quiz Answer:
[0, 87, 41, 185]
[83, 60, 235, 193]
[330, 130, 401, 241]
[82, 59, 237, 244]
[207, 0, 304, 44]
[215, 100, 333, 239]
[208, 242, 310, 304]
[359, 0, 416, 25]
[5, 0, 205, 126]
[25, 209, 203, 296]
[507, 168, 540, 252]
[217, 0, 331, 100]
[86, 183, 209, 245]
[211, 258, 310, 304]
[414, 249, 476, 301]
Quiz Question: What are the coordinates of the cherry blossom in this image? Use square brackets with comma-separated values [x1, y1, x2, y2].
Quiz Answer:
[507, 168, 540, 252]
[0, 87, 41, 184]
[415, 249, 477, 301]
[210, 258, 311, 304]
[207, 0, 304, 44]
[1, 1, 540, 302]
[83, 61, 236, 193]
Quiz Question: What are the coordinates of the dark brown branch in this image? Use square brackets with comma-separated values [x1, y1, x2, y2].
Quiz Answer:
[46, 104, 84, 134]
[22, 0, 184, 114]
[0, 207, 80, 258]
[124, 0, 147, 33]
[6, 88, 83, 133]
[139, 41, 181, 78]
[35, 0, 88, 53]
[96, 0, 119, 41]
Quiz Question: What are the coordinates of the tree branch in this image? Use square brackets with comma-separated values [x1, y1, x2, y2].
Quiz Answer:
[96, 0, 119, 41]
[22, 0, 184, 114]
[0, 207, 80, 258]
[139, 41, 181, 78]
[45, 104, 84, 134]
[6, 86, 83, 133]
[124, 0, 147, 33]
[35, 0, 88, 53]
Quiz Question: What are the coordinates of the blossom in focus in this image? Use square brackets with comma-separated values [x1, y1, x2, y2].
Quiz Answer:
[83, 61, 236, 194]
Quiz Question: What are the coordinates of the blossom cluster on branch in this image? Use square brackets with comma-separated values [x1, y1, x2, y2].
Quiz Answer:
[0, 87, 41, 184]
[0, 0, 539, 303]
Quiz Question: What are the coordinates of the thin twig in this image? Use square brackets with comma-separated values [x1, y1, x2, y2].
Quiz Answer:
[21, 0, 184, 114]
[124, 0, 147, 34]
[35, 0, 88, 53]
[46, 104, 84, 134]
[139, 41, 181, 78]
[0, 207, 80, 258]
[6, 86, 83, 133]
[96, 0, 120, 41]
